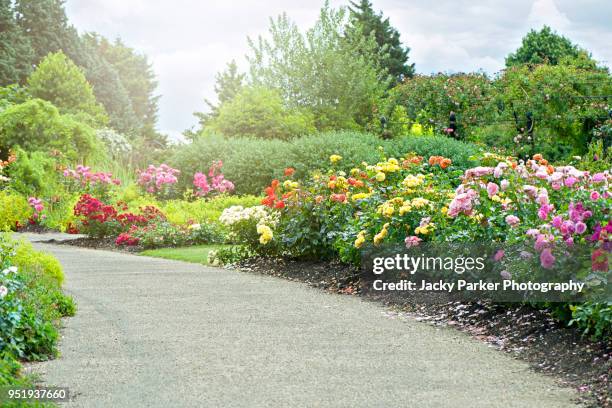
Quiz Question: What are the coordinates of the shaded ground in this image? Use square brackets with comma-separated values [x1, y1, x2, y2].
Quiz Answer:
[28, 242, 581, 408]
[238, 257, 611, 408]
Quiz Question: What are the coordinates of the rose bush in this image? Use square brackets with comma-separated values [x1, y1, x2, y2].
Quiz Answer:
[224, 150, 610, 338]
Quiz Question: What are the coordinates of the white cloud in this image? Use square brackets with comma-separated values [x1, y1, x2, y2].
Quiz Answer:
[65, 0, 612, 139]
[527, 0, 571, 29]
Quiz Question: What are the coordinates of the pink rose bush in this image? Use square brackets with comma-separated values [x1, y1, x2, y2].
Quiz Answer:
[27, 197, 45, 224]
[137, 164, 180, 198]
[63, 165, 121, 200]
[193, 161, 234, 197]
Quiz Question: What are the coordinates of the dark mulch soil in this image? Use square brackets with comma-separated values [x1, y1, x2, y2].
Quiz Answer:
[238, 257, 611, 408]
[52, 237, 140, 253]
[16, 224, 55, 234]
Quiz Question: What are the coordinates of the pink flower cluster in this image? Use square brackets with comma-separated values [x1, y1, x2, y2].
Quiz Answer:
[447, 186, 477, 217]
[193, 161, 234, 197]
[137, 164, 180, 194]
[63, 165, 121, 186]
[28, 197, 44, 222]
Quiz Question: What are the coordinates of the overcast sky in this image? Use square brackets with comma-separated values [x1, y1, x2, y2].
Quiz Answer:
[65, 0, 612, 140]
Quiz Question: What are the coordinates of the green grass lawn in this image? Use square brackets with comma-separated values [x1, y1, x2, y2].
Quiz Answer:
[140, 245, 231, 265]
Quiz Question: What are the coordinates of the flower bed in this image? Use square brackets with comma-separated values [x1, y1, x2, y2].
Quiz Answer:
[221, 152, 611, 339]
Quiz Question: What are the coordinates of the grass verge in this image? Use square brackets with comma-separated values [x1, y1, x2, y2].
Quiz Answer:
[140, 245, 231, 265]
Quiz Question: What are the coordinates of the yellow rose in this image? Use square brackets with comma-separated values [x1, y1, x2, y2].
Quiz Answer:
[375, 172, 386, 182]
[354, 231, 366, 248]
[330, 154, 342, 164]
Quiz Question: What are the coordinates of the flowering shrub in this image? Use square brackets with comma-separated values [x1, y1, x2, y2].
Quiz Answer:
[137, 164, 180, 198]
[219, 205, 278, 252]
[62, 165, 121, 200]
[115, 220, 223, 249]
[73, 195, 166, 239]
[193, 161, 234, 197]
[233, 150, 611, 338]
[27, 196, 44, 224]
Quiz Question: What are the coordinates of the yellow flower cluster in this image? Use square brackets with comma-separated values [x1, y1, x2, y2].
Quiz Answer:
[354, 230, 366, 248]
[351, 192, 372, 201]
[402, 174, 425, 189]
[377, 196, 431, 218]
[410, 197, 430, 209]
[283, 180, 299, 190]
[330, 154, 342, 164]
[374, 223, 390, 245]
[377, 197, 404, 218]
[257, 224, 273, 245]
[328, 176, 348, 190]
[415, 222, 434, 235]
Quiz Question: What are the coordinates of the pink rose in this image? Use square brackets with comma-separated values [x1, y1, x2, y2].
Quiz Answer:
[540, 248, 555, 269]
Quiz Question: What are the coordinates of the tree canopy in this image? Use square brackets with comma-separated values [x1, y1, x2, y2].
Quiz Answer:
[346, 0, 414, 82]
[27, 51, 107, 125]
[505, 26, 594, 67]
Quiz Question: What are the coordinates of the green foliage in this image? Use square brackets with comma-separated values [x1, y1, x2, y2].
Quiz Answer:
[0, 191, 30, 231]
[0, 234, 74, 366]
[569, 302, 612, 340]
[210, 86, 316, 140]
[172, 132, 479, 195]
[14, 0, 73, 63]
[86, 35, 160, 132]
[505, 26, 589, 67]
[0, 0, 35, 85]
[0, 99, 105, 162]
[346, 0, 414, 82]
[493, 63, 612, 159]
[190, 60, 245, 138]
[12, 241, 64, 285]
[382, 73, 495, 138]
[27, 51, 107, 125]
[247, 2, 390, 130]
[4, 149, 59, 197]
[161, 195, 262, 226]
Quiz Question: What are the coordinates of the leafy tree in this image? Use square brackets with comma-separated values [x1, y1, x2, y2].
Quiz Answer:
[27, 51, 107, 125]
[210, 86, 316, 140]
[76, 36, 139, 134]
[247, 2, 390, 130]
[505, 26, 594, 67]
[85, 35, 159, 130]
[14, 0, 73, 63]
[0, 0, 34, 85]
[494, 63, 612, 159]
[191, 60, 245, 136]
[382, 73, 495, 138]
[0, 98, 104, 162]
[346, 0, 414, 82]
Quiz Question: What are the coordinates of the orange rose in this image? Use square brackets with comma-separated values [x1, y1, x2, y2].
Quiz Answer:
[440, 158, 452, 169]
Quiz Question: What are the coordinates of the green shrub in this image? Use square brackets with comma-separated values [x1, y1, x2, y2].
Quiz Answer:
[4, 149, 61, 197]
[161, 195, 261, 225]
[0, 234, 74, 364]
[172, 131, 480, 195]
[12, 241, 64, 285]
[0, 99, 105, 162]
[0, 191, 30, 231]
[27, 51, 107, 125]
[210, 86, 316, 140]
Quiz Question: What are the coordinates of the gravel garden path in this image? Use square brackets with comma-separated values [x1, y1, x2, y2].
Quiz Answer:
[28, 240, 581, 408]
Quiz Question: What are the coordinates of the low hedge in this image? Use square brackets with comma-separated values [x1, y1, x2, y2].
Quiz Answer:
[172, 131, 480, 195]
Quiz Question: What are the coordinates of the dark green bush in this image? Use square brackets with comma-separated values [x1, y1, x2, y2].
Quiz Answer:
[172, 132, 480, 195]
